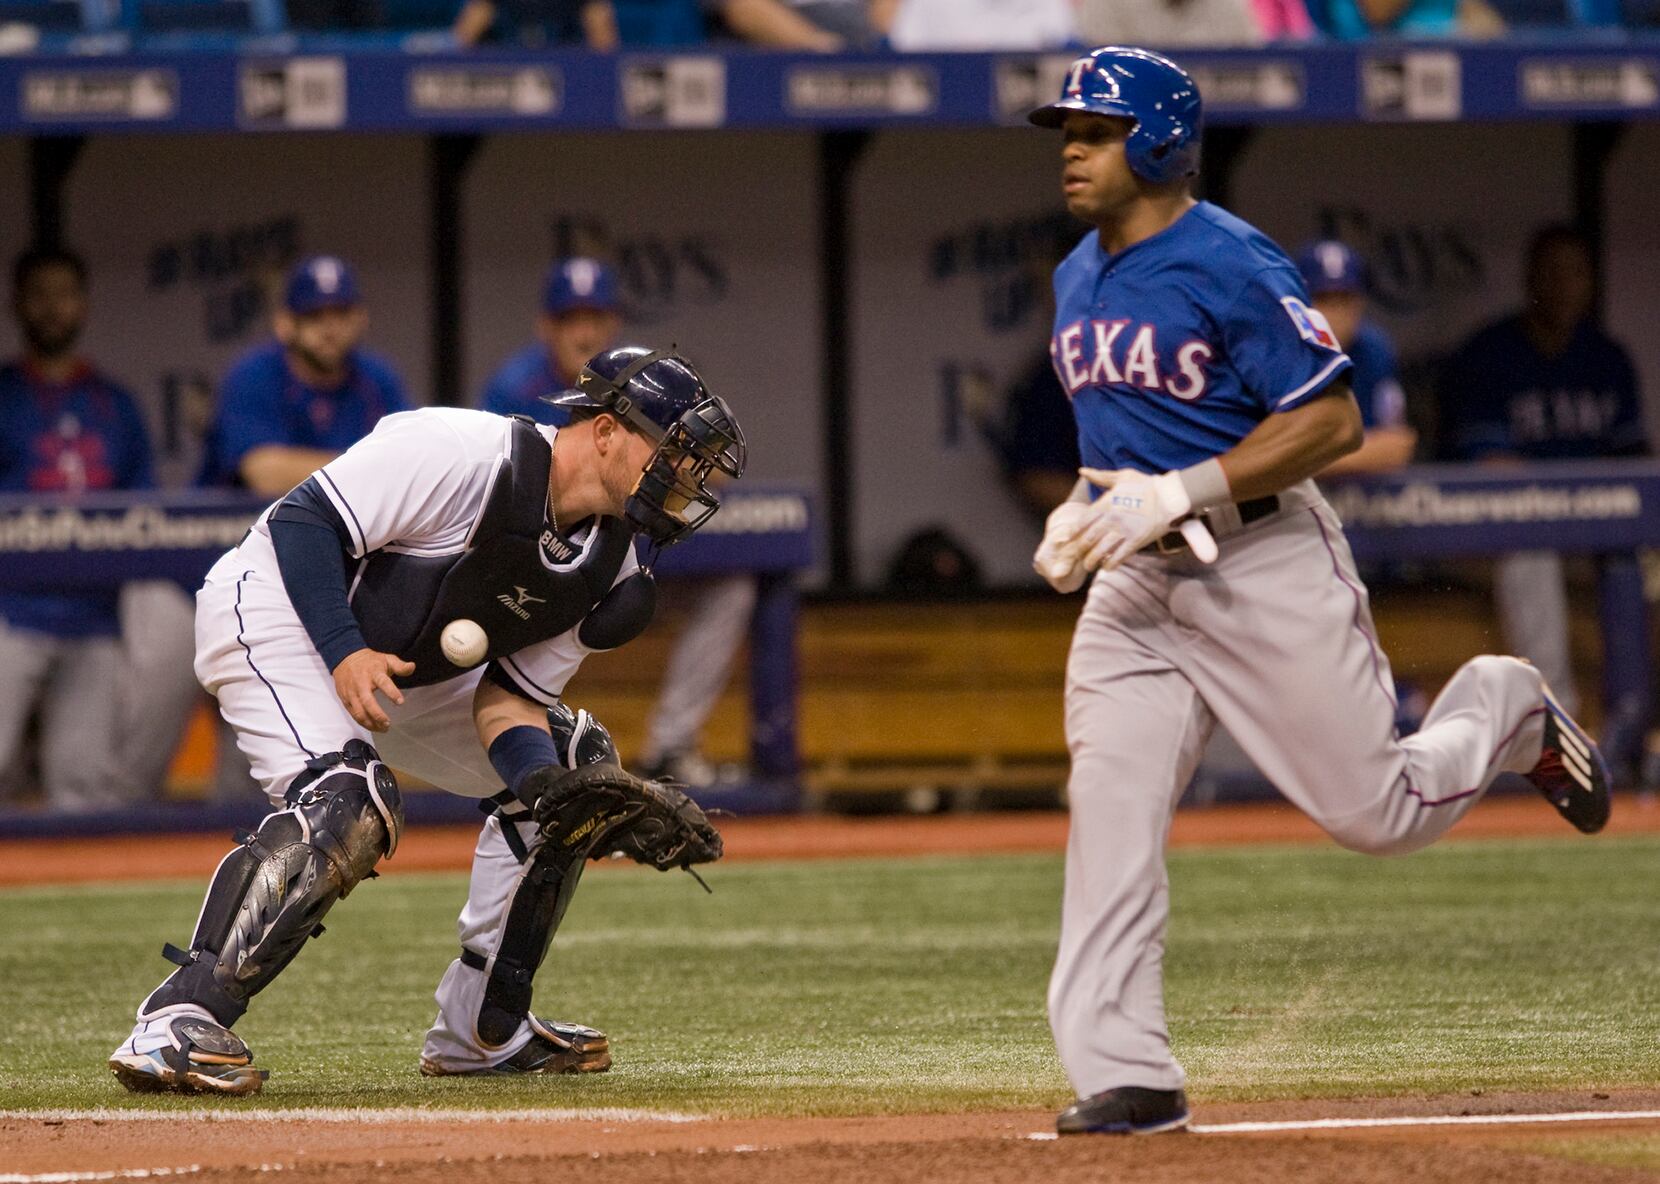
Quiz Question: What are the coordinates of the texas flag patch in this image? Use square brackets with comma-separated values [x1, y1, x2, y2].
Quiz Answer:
[1280, 296, 1342, 351]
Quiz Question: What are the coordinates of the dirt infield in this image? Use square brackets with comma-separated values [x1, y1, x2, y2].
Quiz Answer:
[5, 792, 1656, 887]
[6, 798, 1660, 1182]
[6, 1091, 1660, 1182]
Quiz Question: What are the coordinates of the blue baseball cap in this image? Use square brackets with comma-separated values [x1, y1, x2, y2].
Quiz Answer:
[285, 255, 360, 314]
[1296, 241, 1367, 296]
[543, 257, 619, 317]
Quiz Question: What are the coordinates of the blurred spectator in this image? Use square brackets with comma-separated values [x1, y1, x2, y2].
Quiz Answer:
[887, 0, 1075, 48]
[717, 0, 892, 49]
[1437, 224, 1647, 714]
[478, 258, 756, 790]
[0, 246, 153, 812]
[198, 255, 410, 496]
[1295, 240, 1416, 477]
[1251, 0, 1316, 37]
[481, 257, 623, 418]
[990, 350, 1082, 524]
[1075, 0, 1266, 45]
[1307, 0, 1503, 37]
[453, 0, 618, 48]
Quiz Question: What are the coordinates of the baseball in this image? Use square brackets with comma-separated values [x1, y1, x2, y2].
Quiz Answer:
[440, 618, 488, 667]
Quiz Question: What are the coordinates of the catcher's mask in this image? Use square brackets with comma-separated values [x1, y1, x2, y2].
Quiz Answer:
[544, 346, 746, 547]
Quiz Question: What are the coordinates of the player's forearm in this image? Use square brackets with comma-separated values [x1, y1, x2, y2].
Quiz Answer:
[717, 0, 843, 48]
[580, 0, 619, 49]
[474, 679, 552, 748]
[475, 679, 564, 802]
[451, 0, 495, 44]
[1356, 0, 1413, 26]
[1319, 425, 1417, 477]
[1217, 390, 1364, 503]
[240, 445, 340, 497]
[867, 0, 899, 31]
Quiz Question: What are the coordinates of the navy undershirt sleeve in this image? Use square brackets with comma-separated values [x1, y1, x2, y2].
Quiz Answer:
[268, 478, 368, 672]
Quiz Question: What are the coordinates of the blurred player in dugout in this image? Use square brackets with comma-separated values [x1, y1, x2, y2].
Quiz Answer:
[482, 256, 754, 785]
[1436, 224, 1648, 719]
[0, 246, 154, 811]
[124, 255, 412, 802]
[1294, 240, 1416, 476]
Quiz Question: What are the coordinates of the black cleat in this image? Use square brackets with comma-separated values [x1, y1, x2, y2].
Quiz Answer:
[421, 1016, 611, 1077]
[1526, 687, 1612, 835]
[1057, 1086, 1190, 1135]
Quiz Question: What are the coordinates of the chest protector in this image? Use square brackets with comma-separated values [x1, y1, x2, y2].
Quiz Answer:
[350, 418, 648, 688]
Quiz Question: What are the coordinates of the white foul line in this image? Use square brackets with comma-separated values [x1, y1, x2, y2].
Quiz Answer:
[1021, 1108, 1660, 1140]
[1194, 1108, 1660, 1134]
[0, 1169, 200, 1183]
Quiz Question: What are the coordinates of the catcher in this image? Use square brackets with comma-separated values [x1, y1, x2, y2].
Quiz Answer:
[108, 346, 742, 1095]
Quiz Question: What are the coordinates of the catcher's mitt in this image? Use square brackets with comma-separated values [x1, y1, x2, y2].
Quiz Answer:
[523, 762, 724, 875]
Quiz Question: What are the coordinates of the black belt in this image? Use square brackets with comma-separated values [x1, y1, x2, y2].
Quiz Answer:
[1143, 494, 1280, 556]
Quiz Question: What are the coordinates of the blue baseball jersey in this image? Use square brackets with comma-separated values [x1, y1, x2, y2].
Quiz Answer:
[1347, 320, 1407, 431]
[1051, 202, 1353, 476]
[0, 360, 153, 637]
[198, 342, 410, 487]
[1437, 316, 1646, 461]
[479, 343, 571, 428]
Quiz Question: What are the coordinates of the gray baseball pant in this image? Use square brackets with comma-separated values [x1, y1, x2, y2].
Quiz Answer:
[1495, 550, 1578, 716]
[640, 574, 758, 766]
[1049, 491, 1549, 1097]
[0, 621, 121, 811]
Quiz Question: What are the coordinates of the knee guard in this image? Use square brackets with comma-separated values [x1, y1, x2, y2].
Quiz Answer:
[144, 740, 402, 1026]
[463, 704, 612, 1048]
[548, 702, 618, 768]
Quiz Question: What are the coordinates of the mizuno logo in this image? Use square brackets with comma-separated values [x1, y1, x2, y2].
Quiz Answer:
[497, 585, 546, 620]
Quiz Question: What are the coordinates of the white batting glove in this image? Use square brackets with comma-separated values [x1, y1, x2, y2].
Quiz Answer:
[1033, 501, 1092, 593]
[1075, 467, 1194, 574]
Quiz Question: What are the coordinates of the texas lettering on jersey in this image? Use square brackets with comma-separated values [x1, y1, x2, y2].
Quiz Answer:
[1052, 319, 1214, 402]
[1052, 299, 1341, 405]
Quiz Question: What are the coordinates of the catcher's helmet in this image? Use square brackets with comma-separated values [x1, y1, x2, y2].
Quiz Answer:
[543, 346, 746, 547]
[1028, 46, 1202, 185]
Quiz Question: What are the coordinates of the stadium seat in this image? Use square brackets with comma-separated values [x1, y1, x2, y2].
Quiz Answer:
[381, 0, 451, 29]
[125, 0, 284, 33]
[613, 0, 707, 45]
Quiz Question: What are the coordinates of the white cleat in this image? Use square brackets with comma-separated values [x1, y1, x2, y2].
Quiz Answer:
[108, 1005, 268, 1097]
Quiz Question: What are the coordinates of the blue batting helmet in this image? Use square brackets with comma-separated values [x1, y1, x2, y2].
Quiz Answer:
[1028, 46, 1203, 185]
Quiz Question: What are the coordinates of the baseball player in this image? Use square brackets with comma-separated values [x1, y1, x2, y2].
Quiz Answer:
[1294, 241, 1417, 477]
[0, 246, 153, 811]
[108, 346, 743, 1096]
[1028, 48, 1611, 1136]
[481, 257, 624, 420]
[197, 255, 409, 495]
[481, 258, 757, 788]
[1438, 225, 1647, 718]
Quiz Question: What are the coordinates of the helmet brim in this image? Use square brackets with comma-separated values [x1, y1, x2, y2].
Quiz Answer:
[1028, 99, 1135, 129]
[540, 388, 595, 409]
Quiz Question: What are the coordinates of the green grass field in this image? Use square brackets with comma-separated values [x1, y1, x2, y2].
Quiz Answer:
[2, 835, 1657, 1115]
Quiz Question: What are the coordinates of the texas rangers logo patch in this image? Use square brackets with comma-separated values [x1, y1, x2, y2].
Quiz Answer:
[1280, 297, 1342, 351]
